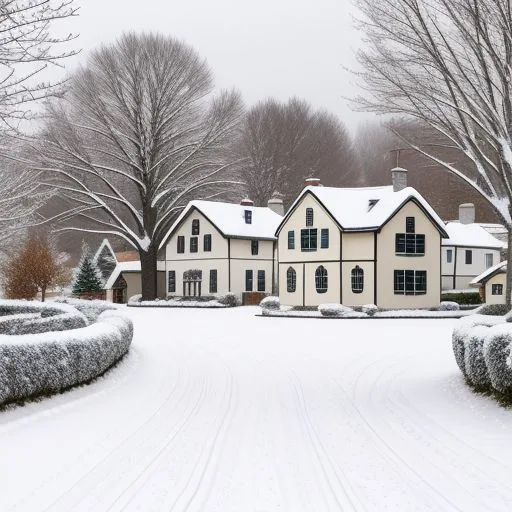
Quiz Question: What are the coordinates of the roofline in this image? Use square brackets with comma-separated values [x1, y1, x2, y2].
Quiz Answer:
[472, 262, 507, 285]
[442, 243, 504, 250]
[93, 238, 117, 265]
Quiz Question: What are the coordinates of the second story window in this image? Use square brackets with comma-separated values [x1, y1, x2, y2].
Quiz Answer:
[288, 231, 295, 249]
[192, 219, 200, 235]
[321, 229, 329, 249]
[251, 240, 259, 255]
[301, 229, 317, 251]
[306, 208, 314, 226]
[395, 233, 425, 255]
[446, 249, 453, 263]
[190, 237, 198, 253]
[177, 236, 185, 254]
[406, 216, 415, 233]
[204, 234, 212, 252]
[485, 253, 493, 269]
[245, 210, 252, 224]
[465, 250, 473, 264]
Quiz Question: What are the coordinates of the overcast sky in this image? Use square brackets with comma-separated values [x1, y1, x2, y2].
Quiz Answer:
[58, 0, 376, 133]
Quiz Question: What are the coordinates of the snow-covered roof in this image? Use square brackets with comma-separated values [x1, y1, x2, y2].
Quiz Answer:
[470, 261, 507, 286]
[443, 222, 505, 249]
[93, 238, 116, 265]
[104, 260, 165, 289]
[278, 185, 447, 234]
[160, 200, 283, 249]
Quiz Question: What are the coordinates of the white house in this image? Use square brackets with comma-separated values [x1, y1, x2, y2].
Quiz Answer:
[441, 204, 505, 291]
[275, 170, 449, 309]
[160, 198, 283, 304]
[470, 261, 507, 304]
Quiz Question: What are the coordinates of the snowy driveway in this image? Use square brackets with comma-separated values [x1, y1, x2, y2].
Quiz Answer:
[1, 307, 511, 511]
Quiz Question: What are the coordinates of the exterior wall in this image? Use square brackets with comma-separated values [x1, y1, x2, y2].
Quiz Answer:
[124, 272, 142, 299]
[484, 273, 506, 305]
[341, 260, 375, 307]
[165, 208, 275, 297]
[376, 201, 441, 309]
[442, 246, 501, 291]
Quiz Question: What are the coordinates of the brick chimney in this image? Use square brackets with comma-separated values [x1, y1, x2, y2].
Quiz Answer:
[267, 192, 284, 216]
[240, 198, 254, 206]
[391, 167, 408, 192]
[304, 177, 321, 188]
[459, 203, 475, 225]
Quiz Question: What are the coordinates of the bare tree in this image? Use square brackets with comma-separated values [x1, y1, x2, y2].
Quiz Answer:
[238, 97, 357, 206]
[354, 0, 512, 307]
[0, 0, 78, 129]
[20, 33, 243, 300]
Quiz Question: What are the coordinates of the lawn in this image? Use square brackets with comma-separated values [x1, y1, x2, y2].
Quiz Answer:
[0, 307, 510, 511]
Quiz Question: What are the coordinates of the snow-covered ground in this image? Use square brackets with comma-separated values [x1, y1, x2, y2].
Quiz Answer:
[1, 307, 511, 511]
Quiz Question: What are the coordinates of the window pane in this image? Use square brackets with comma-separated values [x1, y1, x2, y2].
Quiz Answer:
[406, 217, 415, 233]
[245, 210, 252, 224]
[245, 270, 253, 291]
[447, 249, 452, 263]
[177, 236, 185, 254]
[251, 240, 259, 255]
[395, 234, 406, 253]
[394, 270, 404, 294]
[192, 219, 200, 235]
[321, 229, 329, 249]
[315, 266, 328, 293]
[168, 271, 176, 293]
[485, 253, 493, 269]
[288, 231, 295, 249]
[415, 271, 427, 294]
[351, 266, 364, 293]
[300, 229, 317, 251]
[287, 267, 296, 292]
[257, 270, 265, 292]
[416, 235, 425, 254]
[204, 234, 212, 252]
[465, 250, 473, 264]
[209, 269, 217, 293]
[306, 208, 314, 226]
[405, 270, 416, 294]
[190, 237, 198, 253]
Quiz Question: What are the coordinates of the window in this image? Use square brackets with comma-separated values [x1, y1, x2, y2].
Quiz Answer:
[288, 231, 295, 250]
[446, 249, 453, 263]
[306, 207, 314, 226]
[394, 270, 427, 295]
[177, 236, 185, 254]
[204, 234, 212, 252]
[492, 284, 503, 295]
[321, 229, 329, 249]
[245, 210, 252, 224]
[245, 270, 253, 291]
[287, 267, 296, 292]
[251, 240, 259, 255]
[465, 250, 473, 264]
[315, 266, 328, 293]
[192, 219, 200, 235]
[209, 269, 217, 293]
[395, 233, 425, 255]
[406, 216, 415, 233]
[301, 229, 317, 251]
[190, 237, 198, 253]
[257, 270, 265, 291]
[351, 266, 364, 293]
[485, 253, 493, 269]
[168, 270, 176, 293]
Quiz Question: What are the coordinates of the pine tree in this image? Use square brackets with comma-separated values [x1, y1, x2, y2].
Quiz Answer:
[72, 254, 104, 294]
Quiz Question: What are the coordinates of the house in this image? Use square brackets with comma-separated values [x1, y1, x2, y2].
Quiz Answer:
[441, 204, 505, 291]
[92, 239, 165, 303]
[470, 261, 507, 304]
[159, 197, 284, 304]
[274, 170, 449, 309]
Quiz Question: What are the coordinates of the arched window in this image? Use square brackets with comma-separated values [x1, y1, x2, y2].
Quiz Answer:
[306, 208, 314, 226]
[315, 265, 328, 293]
[287, 267, 296, 292]
[351, 266, 364, 293]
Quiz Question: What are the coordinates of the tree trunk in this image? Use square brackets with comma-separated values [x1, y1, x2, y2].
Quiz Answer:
[41, 287, 46, 302]
[507, 227, 512, 310]
[139, 245, 158, 301]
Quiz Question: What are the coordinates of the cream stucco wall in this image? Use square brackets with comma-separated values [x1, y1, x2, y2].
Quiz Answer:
[124, 272, 142, 300]
[341, 260, 375, 306]
[484, 273, 506, 305]
[376, 200, 441, 309]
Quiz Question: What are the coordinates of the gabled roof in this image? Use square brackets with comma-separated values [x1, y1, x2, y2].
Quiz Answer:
[470, 261, 507, 286]
[160, 200, 283, 249]
[104, 260, 165, 289]
[276, 185, 448, 236]
[443, 222, 505, 249]
[92, 238, 116, 265]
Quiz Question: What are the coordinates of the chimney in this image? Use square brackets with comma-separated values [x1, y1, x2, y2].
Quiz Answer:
[304, 177, 321, 188]
[459, 203, 475, 225]
[391, 167, 408, 192]
[240, 198, 254, 206]
[267, 192, 284, 216]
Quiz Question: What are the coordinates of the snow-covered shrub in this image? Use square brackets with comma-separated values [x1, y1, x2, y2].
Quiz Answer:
[260, 296, 280, 311]
[217, 293, 241, 307]
[0, 310, 133, 406]
[440, 301, 460, 311]
[362, 304, 378, 316]
[475, 304, 510, 316]
[464, 325, 492, 391]
[483, 326, 512, 399]
[128, 294, 142, 305]
[452, 325, 470, 379]
[54, 297, 116, 322]
[318, 303, 353, 317]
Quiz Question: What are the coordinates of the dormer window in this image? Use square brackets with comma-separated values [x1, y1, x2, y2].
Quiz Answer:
[306, 208, 314, 226]
[368, 199, 379, 211]
[245, 210, 252, 224]
[192, 219, 200, 235]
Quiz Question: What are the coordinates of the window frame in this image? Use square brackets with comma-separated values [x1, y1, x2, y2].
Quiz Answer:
[286, 267, 296, 293]
[395, 233, 425, 256]
[191, 219, 200, 235]
[351, 266, 364, 294]
[251, 239, 259, 255]
[315, 265, 328, 294]
[492, 283, 503, 295]
[203, 234, 212, 252]
[485, 253, 493, 269]
[257, 270, 265, 292]
[306, 207, 314, 227]
[394, 270, 427, 295]
[320, 228, 329, 249]
[406, 216, 415, 233]
[190, 237, 198, 253]
[245, 269, 253, 291]
[301, 228, 318, 252]
[209, 269, 217, 293]
[168, 270, 176, 293]
[465, 249, 473, 265]
[288, 231, 295, 250]
[177, 236, 185, 254]
[244, 210, 252, 224]
[446, 249, 453, 263]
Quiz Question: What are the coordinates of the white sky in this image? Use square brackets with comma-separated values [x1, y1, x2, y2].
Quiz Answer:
[57, 0, 376, 133]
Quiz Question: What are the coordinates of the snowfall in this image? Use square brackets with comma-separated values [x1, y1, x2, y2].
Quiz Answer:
[1, 307, 511, 512]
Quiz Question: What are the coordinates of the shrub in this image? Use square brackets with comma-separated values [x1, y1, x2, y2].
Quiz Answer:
[452, 326, 470, 380]
[54, 297, 116, 323]
[441, 292, 482, 305]
[318, 303, 353, 317]
[475, 304, 510, 316]
[439, 301, 460, 311]
[260, 296, 280, 311]
[483, 327, 512, 400]
[217, 293, 241, 307]
[464, 325, 491, 391]
[362, 304, 378, 316]
[128, 294, 142, 304]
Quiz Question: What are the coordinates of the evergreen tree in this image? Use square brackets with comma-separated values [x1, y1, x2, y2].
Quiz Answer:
[73, 252, 103, 294]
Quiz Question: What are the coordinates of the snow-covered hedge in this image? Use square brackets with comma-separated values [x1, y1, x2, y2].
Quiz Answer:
[362, 304, 379, 316]
[128, 294, 231, 308]
[54, 296, 117, 322]
[0, 309, 133, 407]
[318, 303, 354, 317]
[440, 301, 460, 311]
[260, 296, 280, 312]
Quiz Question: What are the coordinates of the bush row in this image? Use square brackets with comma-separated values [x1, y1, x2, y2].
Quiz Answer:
[441, 292, 482, 305]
